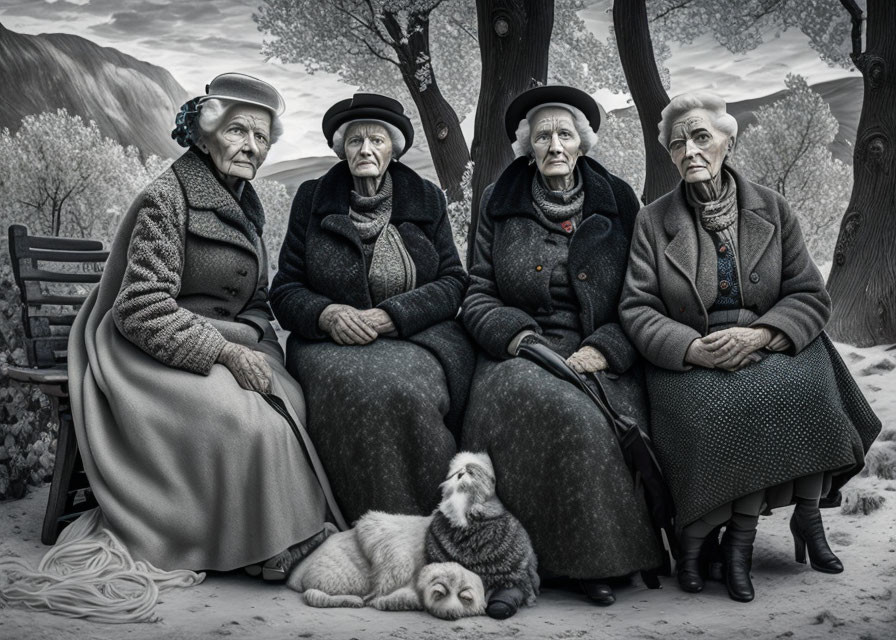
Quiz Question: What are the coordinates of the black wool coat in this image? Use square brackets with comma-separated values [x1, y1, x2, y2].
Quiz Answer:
[462, 156, 641, 373]
[270, 159, 474, 434]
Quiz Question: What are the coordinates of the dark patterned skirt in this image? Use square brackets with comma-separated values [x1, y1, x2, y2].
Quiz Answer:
[462, 355, 664, 579]
[286, 336, 457, 524]
[647, 333, 880, 528]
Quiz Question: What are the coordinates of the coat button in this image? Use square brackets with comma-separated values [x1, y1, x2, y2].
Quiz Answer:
[237, 268, 248, 277]
[750, 272, 760, 283]
[718, 244, 727, 254]
[577, 272, 587, 281]
[535, 265, 543, 272]
[719, 280, 729, 290]
[214, 306, 230, 317]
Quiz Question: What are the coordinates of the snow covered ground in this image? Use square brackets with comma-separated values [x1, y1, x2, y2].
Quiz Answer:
[0, 340, 894, 640]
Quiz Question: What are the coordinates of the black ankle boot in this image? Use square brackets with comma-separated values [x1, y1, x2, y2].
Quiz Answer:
[721, 525, 756, 603]
[676, 530, 706, 593]
[578, 579, 615, 606]
[790, 505, 843, 574]
[701, 527, 724, 582]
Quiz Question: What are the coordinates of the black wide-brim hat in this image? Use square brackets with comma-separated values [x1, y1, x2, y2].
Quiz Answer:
[322, 93, 414, 156]
[504, 85, 601, 142]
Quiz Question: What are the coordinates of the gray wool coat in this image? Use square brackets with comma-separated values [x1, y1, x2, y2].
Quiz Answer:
[114, 149, 281, 373]
[619, 166, 831, 372]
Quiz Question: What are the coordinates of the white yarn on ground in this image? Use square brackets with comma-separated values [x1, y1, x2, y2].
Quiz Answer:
[0, 508, 204, 623]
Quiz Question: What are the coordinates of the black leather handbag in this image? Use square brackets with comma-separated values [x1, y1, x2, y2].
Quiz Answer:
[517, 342, 678, 579]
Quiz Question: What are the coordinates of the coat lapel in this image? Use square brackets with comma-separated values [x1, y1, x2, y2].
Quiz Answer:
[738, 207, 776, 280]
[172, 150, 260, 257]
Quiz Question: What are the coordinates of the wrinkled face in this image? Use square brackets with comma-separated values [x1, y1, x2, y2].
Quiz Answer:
[344, 122, 393, 179]
[530, 106, 583, 181]
[419, 563, 486, 620]
[200, 104, 271, 182]
[667, 108, 732, 183]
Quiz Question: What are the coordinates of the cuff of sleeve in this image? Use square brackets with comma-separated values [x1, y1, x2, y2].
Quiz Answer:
[236, 311, 269, 341]
[178, 326, 228, 375]
[660, 325, 703, 372]
[581, 324, 637, 373]
[507, 329, 538, 356]
[476, 307, 540, 360]
[750, 312, 807, 354]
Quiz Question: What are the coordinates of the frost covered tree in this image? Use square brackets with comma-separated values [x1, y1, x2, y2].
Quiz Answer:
[254, 0, 477, 202]
[252, 177, 293, 268]
[733, 75, 852, 263]
[0, 109, 166, 242]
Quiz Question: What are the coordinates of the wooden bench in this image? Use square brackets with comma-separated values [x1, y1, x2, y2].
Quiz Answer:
[5, 224, 108, 544]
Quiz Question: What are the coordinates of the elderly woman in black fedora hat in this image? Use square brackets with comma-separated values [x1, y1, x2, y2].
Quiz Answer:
[46, 73, 348, 592]
[270, 93, 473, 525]
[461, 85, 663, 607]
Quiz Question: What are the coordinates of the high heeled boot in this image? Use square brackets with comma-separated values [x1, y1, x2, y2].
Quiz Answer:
[721, 524, 756, 603]
[790, 505, 843, 574]
[676, 529, 707, 593]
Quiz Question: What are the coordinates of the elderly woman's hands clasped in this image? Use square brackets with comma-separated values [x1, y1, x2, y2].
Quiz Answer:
[318, 304, 396, 345]
[686, 326, 792, 371]
[567, 346, 609, 374]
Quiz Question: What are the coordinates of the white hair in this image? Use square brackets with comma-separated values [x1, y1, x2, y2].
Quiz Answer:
[331, 119, 406, 160]
[511, 103, 598, 159]
[192, 97, 283, 145]
[658, 92, 738, 150]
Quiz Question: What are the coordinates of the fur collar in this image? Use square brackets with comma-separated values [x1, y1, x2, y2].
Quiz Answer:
[487, 156, 621, 221]
[308, 159, 439, 224]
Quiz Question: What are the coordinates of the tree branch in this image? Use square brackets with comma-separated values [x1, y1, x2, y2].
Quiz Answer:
[652, 0, 695, 23]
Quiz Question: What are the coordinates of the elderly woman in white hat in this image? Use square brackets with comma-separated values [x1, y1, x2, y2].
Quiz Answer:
[63, 73, 347, 582]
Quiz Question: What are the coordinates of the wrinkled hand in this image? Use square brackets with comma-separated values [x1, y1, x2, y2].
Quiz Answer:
[685, 338, 717, 369]
[702, 326, 772, 371]
[767, 331, 792, 352]
[216, 342, 272, 393]
[358, 308, 396, 335]
[319, 304, 378, 345]
[566, 346, 609, 374]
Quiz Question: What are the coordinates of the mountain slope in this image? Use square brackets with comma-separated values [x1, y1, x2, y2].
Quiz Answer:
[0, 23, 188, 158]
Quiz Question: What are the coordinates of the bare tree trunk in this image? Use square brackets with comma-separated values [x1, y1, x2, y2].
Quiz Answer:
[467, 0, 553, 260]
[827, 0, 896, 346]
[613, 0, 679, 204]
[385, 12, 471, 203]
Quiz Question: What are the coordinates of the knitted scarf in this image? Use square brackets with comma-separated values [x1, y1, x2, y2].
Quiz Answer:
[531, 169, 584, 233]
[425, 509, 539, 603]
[686, 167, 739, 233]
[348, 173, 417, 305]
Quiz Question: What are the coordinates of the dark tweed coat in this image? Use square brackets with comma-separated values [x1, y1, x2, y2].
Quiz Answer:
[463, 156, 639, 370]
[270, 159, 474, 522]
[461, 156, 663, 579]
[619, 166, 831, 371]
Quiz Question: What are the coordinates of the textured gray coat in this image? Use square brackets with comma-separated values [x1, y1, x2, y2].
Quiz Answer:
[271, 160, 474, 523]
[461, 157, 663, 579]
[619, 166, 831, 371]
[619, 168, 880, 526]
[68, 149, 346, 571]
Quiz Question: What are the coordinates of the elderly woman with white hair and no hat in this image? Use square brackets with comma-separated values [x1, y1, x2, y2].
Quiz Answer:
[58, 73, 349, 584]
[619, 91, 880, 602]
[461, 85, 664, 607]
[270, 93, 473, 526]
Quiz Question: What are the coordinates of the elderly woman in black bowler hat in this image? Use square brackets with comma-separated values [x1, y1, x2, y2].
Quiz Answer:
[461, 85, 663, 607]
[63, 73, 347, 585]
[270, 93, 473, 525]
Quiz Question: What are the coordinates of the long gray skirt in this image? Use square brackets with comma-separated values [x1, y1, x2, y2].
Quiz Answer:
[69, 308, 345, 572]
[287, 336, 457, 524]
[462, 356, 664, 579]
[647, 333, 881, 528]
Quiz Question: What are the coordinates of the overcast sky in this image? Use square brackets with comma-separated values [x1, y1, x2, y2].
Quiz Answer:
[0, 0, 858, 165]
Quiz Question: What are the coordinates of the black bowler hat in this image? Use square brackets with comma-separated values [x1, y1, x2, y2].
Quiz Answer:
[322, 93, 415, 156]
[503, 85, 602, 142]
